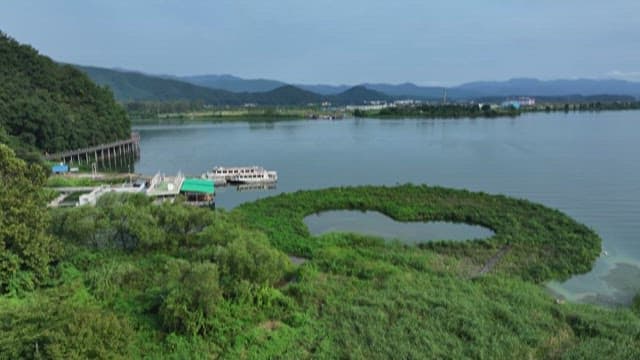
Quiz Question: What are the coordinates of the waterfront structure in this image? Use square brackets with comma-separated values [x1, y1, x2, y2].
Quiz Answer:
[180, 178, 215, 206]
[146, 172, 184, 198]
[72, 172, 215, 207]
[501, 100, 522, 109]
[43, 132, 140, 165]
[51, 163, 69, 174]
[518, 97, 536, 106]
[78, 183, 146, 206]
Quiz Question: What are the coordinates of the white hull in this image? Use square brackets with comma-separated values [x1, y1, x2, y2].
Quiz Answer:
[203, 166, 277, 185]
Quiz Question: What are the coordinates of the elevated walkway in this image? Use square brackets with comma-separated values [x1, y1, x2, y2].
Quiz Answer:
[44, 132, 140, 165]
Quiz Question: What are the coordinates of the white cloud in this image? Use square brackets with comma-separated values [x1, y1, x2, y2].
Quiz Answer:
[605, 70, 640, 80]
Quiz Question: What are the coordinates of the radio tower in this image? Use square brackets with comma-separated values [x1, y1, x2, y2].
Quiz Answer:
[442, 88, 448, 104]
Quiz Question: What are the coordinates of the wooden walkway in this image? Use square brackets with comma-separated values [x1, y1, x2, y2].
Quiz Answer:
[44, 132, 140, 165]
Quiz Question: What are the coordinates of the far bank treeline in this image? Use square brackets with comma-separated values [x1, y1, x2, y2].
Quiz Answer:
[0, 32, 130, 160]
[121, 98, 640, 122]
[353, 101, 640, 119]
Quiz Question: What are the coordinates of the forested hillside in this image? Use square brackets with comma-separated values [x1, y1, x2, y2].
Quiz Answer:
[76, 65, 244, 104]
[0, 32, 130, 158]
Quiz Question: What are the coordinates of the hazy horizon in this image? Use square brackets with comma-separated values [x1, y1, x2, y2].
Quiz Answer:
[2, 1, 639, 85]
[71, 62, 640, 88]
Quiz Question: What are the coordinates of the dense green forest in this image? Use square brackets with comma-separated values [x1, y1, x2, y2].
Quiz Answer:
[1, 144, 638, 358]
[0, 32, 130, 158]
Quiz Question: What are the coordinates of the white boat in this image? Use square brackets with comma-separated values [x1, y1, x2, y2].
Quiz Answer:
[203, 166, 277, 185]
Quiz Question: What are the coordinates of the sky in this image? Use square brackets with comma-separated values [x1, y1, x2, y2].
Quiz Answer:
[1, 0, 640, 85]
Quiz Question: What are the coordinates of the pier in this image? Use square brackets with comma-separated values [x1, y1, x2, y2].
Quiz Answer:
[47, 172, 215, 208]
[44, 132, 141, 165]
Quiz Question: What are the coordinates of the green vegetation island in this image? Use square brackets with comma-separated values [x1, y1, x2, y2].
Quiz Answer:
[1, 31, 640, 358]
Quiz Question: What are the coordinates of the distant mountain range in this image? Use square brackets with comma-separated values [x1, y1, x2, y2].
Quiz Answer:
[75, 65, 640, 105]
[76, 65, 390, 105]
[175, 75, 640, 99]
[178, 74, 286, 93]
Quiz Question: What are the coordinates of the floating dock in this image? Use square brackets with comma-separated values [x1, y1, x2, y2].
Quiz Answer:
[48, 171, 215, 208]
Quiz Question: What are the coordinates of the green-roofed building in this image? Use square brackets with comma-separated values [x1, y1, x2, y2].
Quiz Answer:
[180, 178, 215, 207]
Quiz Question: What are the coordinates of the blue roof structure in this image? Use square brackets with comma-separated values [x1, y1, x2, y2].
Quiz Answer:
[52, 164, 69, 173]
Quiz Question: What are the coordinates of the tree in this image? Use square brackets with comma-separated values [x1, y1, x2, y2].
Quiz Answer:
[212, 231, 291, 286]
[160, 262, 223, 336]
[0, 144, 60, 293]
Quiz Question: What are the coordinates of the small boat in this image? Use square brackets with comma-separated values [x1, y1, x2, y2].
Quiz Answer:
[203, 166, 277, 185]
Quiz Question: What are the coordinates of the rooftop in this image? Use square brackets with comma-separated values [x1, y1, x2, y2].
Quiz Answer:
[180, 178, 215, 194]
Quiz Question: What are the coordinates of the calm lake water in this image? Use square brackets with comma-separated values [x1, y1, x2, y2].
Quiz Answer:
[134, 111, 640, 306]
[304, 210, 494, 243]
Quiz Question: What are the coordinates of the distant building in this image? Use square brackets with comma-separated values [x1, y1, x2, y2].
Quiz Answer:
[501, 97, 535, 109]
[180, 178, 215, 207]
[518, 97, 536, 106]
[501, 100, 521, 110]
[346, 104, 390, 111]
[394, 99, 416, 106]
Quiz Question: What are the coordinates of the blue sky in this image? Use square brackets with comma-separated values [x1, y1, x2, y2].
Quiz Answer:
[1, 0, 639, 85]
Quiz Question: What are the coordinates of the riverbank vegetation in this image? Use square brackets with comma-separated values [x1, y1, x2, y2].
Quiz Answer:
[355, 101, 640, 119]
[126, 100, 640, 124]
[45, 173, 134, 188]
[1, 145, 639, 358]
[354, 104, 520, 118]
[127, 103, 319, 123]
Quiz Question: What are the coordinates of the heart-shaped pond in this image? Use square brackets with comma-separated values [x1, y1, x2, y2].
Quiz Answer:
[304, 210, 494, 244]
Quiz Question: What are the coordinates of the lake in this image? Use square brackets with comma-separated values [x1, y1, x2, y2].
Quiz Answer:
[133, 111, 640, 306]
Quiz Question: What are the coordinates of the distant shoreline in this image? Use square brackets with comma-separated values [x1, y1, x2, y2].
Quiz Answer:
[128, 101, 640, 124]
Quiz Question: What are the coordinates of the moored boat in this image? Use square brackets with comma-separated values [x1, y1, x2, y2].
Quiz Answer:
[203, 166, 277, 185]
